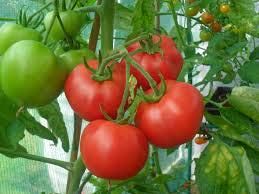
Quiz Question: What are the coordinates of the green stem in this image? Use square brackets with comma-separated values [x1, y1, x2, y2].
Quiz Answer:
[168, 3, 186, 47]
[155, 0, 160, 30]
[27, 2, 52, 24]
[153, 147, 170, 193]
[66, 114, 82, 193]
[126, 55, 159, 95]
[0, 147, 72, 171]
[0, 17, 17, 21]
[43, 10, 56, 44]
[62, 0, 66, 10]
[116, 61, 130, 120]
[75, 5, 99, 13]
[88, 0, 102, 52]
[99, 0, 115, 56]
[67, 156, 86, 194]
[186, 16, 193, 194]
[76, 173, 92, 194]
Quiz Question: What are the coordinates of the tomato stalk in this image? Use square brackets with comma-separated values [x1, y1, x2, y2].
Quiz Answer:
[65, 114, 82, 193]
[0, 147, 73, 171]
[168, 2, 186, 48]
[76, 172, 92, 193]
[27, 2, 52, 24]
[153, 147, 170, 193]
[99, 0, 115, 56]
[67, 156, 86, 194]
[125, 55, 160, 96]
[116, 61, 130, 121]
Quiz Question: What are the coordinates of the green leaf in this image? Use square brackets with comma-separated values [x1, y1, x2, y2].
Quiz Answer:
[228, 94, 259, 123]
[250, 46, 259, 60]
[37, 100, 69, 152]
[231, 86, 259, 101]
[130, 0, 155, 36]
[205, 112, 259, 152]
[114, 3, 133, 31]
[238, 61, 259, 83]
[18, 111, 58, 145]
[195, 139, 257, 194]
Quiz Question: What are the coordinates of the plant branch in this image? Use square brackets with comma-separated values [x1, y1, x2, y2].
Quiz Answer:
[75, 5, 99, 13]
[76, 173, 92, 194]
[0, 147, 72, 171]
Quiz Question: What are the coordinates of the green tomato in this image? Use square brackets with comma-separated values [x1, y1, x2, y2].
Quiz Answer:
[0, 56, 2, 90]
[44, 10, 86, 40]
[1, 40, 68, 107]
[199, 30, 212, 41]
[60, 48, 96, 72]
[185, 6, 200, 17]
[0, 23, 42, 55]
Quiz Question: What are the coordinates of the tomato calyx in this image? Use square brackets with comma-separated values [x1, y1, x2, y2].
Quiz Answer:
[139, 35, 163, 55]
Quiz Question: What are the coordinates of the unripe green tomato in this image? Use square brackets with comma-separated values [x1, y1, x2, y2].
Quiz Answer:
[1, 40, 68, 107]
[0, 56, 2, 90]
[44, 10, 86, 40]
[60, 49, 96, 72]
[0, 23, 42, 55]
[199, 30, 212, 41]
[185, 6, 200, 17]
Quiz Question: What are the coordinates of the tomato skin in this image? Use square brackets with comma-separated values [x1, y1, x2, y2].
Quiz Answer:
[0, 23, 42, 55]
[220, 4, 230, 14]
[80, 120, 149, 180]
[199, 30, 212, 41]
[64, 61, 125, 121]
[123, 35, 183, 90]
[135, 80, 204, 148]
[210, 22, 222, 32]
[1, 40, 67, 107]
[185, 6, 200, 17]
[60, 49, 96, 72]
[201, 12, 214, 24]
[44, 10, 85, 40]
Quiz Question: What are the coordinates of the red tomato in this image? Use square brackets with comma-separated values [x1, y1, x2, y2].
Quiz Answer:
[123, 35, 183, 90]
[80, 120, 149, 180]
[64, 60, 125, 121]
[135, 80, 204, 148]
[210, 21, 222, 32]
[201, 12, 214, 24]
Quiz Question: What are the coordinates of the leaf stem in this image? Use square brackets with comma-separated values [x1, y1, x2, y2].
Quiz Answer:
[75, 5, 99, 13]
[0, 147, 72, 171]
[0, 17, 17, 21]
[76, 173, 92, 194]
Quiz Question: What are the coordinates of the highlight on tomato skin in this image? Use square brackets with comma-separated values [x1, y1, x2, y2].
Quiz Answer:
[135, 80, 204, 149]
[80, 120, 149, 180]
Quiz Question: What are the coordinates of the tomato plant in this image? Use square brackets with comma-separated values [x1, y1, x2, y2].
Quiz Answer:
[135, 80, 204, 148]
[0, 23, 42, 55]
[0, 0, 258, 193]
[123, 35, 183, 90]
[44, 10, 86, 40]
[0, 40, 67, 107]
[201, 12, 214, 24]
[64, 60, 125, 121]
[80, 120, 149, 180]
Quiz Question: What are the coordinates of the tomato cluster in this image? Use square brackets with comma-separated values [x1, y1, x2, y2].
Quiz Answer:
[0, 18, 204, 180]
[63, 35, 204, 180]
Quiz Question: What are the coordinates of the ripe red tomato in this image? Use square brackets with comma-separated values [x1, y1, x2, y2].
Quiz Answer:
[80, 120, 149, 180]
[220, 4, 230, 14]
[124, 35, 183, 90]
[210, 21, 222, 32]
[64, 60, 125, 121]
[135, 80, 204, 148]
[201, 12, 214, 24]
